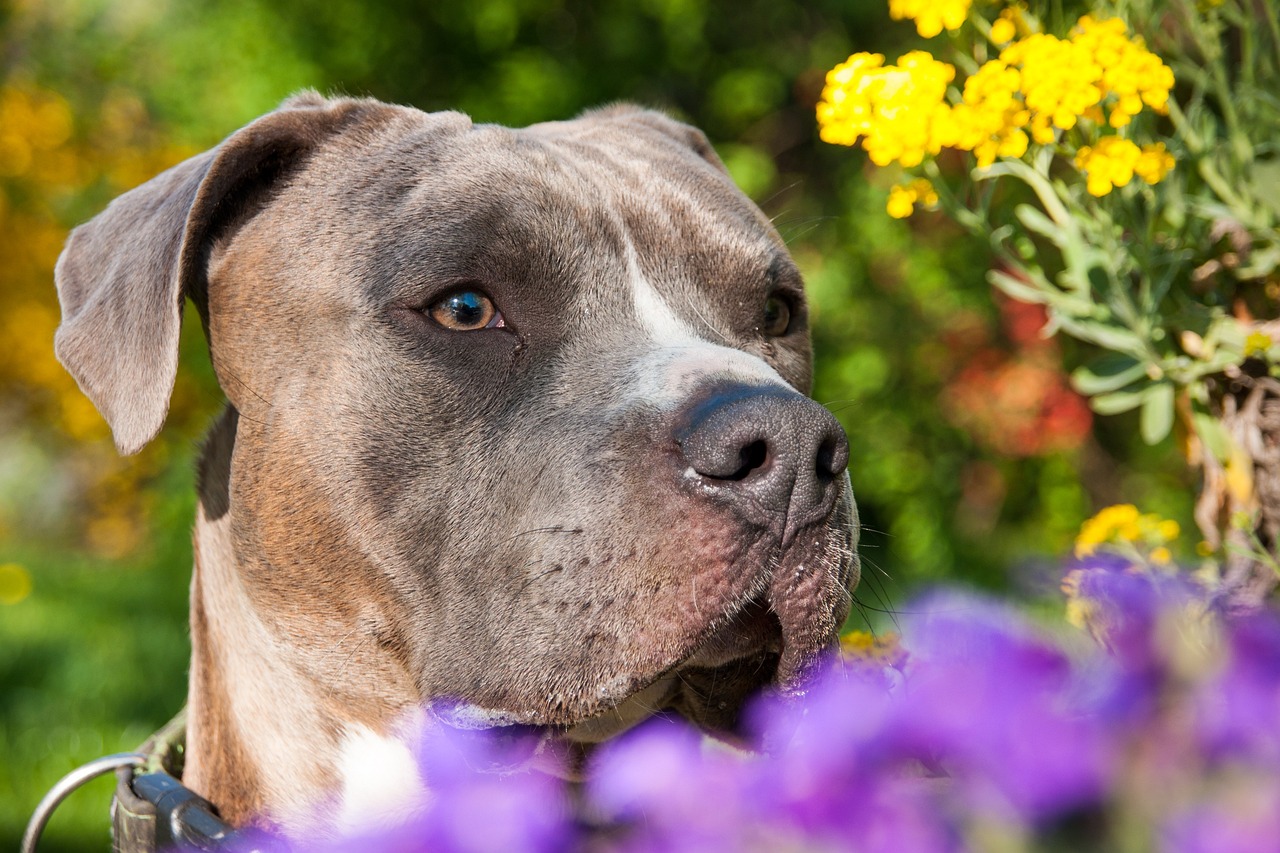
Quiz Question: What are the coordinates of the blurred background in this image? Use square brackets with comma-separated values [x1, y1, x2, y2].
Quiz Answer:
[0, 0, 1194, 848]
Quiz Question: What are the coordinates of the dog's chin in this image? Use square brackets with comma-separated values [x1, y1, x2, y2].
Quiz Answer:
[428, 603, 785, 780]
[564, 595, 786, 742]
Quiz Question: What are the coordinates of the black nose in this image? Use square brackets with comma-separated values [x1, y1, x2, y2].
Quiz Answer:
[675, 384, 849, 536]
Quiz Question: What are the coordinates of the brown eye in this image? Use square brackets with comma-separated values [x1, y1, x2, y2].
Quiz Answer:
[427, 290, 504, 331]
[762, 294, 792, 336]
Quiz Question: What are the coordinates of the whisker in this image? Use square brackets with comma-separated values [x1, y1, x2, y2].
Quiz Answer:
[503, 562, 565, 624]
[499, 526, 584, 546]
[820, 399, 862, 414]
[776, 217, 834, 245]
[762, 180, 804, 211]
[858, 565, 901, 633]
[688, 300, 731, 344]
[211, 355, 272, 409]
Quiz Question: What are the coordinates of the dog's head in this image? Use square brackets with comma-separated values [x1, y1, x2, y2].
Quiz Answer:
[55, 94, 858, 746]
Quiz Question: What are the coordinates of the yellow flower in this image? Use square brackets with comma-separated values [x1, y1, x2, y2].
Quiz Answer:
[1075, 136, 1143, 196]
[886, 178, 939, 218]
[988, 16, 1174, 136]
[815, 12, 1175, 187]
[1075, 503, 1140, 555]
[816, 51, 956, 168]
[1074, 504, 1182, 562]
[990, 13, 1016, 46]
[1245, 330, 1274, 358]
[948, 58, 1030, 167]
[886, 184, 916, 218]
[841, 630, 908, 669]
[889, 0, 971, 38]
[1134, 141, 1175, 185]
[0, 563, 32, 606]
[1001, 33, 1102, 131]
[1071, 16, 1175, 126]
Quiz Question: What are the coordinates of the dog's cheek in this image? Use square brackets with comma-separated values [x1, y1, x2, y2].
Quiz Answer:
[461, 488, 774, 719]
[227, 420, 423, 703]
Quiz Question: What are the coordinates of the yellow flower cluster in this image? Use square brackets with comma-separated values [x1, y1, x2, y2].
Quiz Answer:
[886, 178, 938, 218]
[816, 51, 955, 167]
[840, 630, 908, 669]
[1074, 503, 1181, 562]
[816, 12, 1176, 195]
[1075, 138, 1174, 196]
[1003, 33, 1105, 141]
[889, 0, 972, 38]
[1073, 16, 1175, 127]
[0, 87, 74, 181]
[948, 58, 1030, 167]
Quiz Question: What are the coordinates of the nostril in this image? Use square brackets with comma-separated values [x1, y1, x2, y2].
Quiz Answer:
[815, 441, 835, 485]
[815, 433, 849, 485]
[676, 384, 849, 512]
[726, 440, 769, 482]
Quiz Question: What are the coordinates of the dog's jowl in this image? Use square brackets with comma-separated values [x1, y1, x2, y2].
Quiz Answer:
[53, 93, 860, 834]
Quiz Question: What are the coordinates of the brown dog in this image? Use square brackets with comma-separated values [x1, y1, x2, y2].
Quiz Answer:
[54, 93, 859, 835]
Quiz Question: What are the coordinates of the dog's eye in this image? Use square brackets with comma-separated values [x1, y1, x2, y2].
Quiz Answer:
[427, 290, 505, 331]
[761, 294, 792, 337]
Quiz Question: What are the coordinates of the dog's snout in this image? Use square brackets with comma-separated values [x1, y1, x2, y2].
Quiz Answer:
[676, 384, 849, 529]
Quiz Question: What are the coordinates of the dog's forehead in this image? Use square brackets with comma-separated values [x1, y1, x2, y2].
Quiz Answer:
[340, 111, 791, 314]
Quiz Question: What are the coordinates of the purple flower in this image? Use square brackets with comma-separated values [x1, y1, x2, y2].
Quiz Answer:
[1196, 613, 1280, 764]
[303, 720, 575, 853]
[895, 592, 1113, 822]
[217, 566, 1280, 853]
[1065, 555, 1201, 668]
[746, 667, 946, 843]
[1164, 773, 1280, 853]
[588, 716, 754, 852]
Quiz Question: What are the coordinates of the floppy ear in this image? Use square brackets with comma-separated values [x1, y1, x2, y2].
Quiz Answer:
[54, 92, 394, 455]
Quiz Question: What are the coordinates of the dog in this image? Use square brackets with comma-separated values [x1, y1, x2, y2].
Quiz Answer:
[53, 92, 859, 836]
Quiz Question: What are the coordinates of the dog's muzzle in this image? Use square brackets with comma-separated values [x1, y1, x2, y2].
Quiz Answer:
[674, 382, 850, 547]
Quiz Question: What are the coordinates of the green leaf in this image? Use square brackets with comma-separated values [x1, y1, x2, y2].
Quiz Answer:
[1054, 315, 1148, 358]
[1253, 159, 1280, 219]
[1192, 412, 1232, 462]
[1091, 385, 1154, 415]
[988, 269, 1050, 304]
[1014, 204, 1065, 245]
[1236, 245, 1280, 280]
[1072, 354, 1148, 395]
[1140, 381, 1176, 444]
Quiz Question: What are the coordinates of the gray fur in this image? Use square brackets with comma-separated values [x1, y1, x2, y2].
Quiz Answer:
[53, 94, 859, 833]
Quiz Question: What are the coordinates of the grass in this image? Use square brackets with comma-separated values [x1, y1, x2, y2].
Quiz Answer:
[0, 469, 195, 852]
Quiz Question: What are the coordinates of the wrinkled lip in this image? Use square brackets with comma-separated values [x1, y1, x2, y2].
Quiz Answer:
[681, 595, 783, 668]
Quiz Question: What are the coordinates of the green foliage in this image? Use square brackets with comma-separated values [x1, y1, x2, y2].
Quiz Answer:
[0, 468, 193, 850]
[0, 1, 1198, 847]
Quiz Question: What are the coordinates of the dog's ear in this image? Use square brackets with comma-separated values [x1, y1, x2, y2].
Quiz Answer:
[54, 94, 394, 455]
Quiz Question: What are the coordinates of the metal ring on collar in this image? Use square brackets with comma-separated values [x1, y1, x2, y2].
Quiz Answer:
[22, 752, 148, 853]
